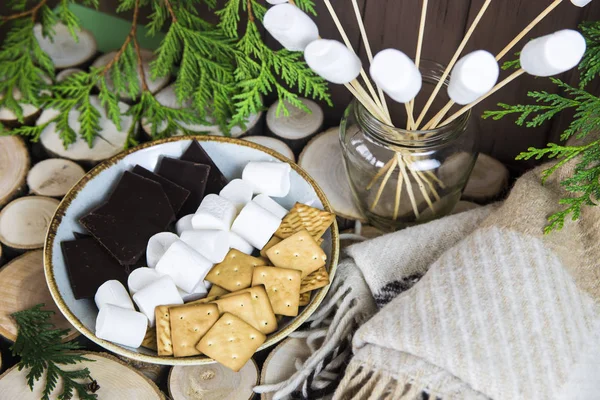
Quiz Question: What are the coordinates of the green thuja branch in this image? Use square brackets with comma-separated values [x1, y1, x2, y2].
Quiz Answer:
[484, 21, 600, 233]
[11, 304, 97, 400]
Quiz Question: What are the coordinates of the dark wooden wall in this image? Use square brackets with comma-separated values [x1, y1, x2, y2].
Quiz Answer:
[2, 0, 600, 173]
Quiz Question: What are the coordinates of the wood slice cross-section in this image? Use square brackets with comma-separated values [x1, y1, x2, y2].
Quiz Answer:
[27, 159, 86, 198]
[0, 136, 30, 208]
[34, 23, 98, 69]
[169, 360, 258, 400]
[462, 153, 510, 202]
[0, 352, 164, 399]
[0, 250, 77, 342]
[266, 98, 324, 155]
[299, 127, 366, 221]
[0, 196, 60, 251]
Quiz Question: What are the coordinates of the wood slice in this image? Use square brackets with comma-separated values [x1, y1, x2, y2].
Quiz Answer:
[0, 250, 77, 342]
[116, 355, 168, 384]
[92, 49, 169, 100]
[298, 127, 366, 221]
[34, 23, 97, 69]
[38, 95, 134, 165]
[0, 352, 164, 399]
[0, 136, 30, 208]
[27, 158, 85, 198]
[56, 68, 85, 82]
[266, 98, 324, 154]
[462, 153, 510, 202]
[169, 360, 258, 400]
[244, 136, 295, 162]
[0, 76, 52, 127]
[0, 196, 59, 251]
[140, 84, 262, 138]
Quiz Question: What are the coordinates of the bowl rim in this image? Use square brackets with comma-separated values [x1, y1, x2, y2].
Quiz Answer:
[44, 135, 340, 365]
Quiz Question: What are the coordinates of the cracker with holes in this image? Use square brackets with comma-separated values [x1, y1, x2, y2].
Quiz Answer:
[208, 284, 230, 298]
[252, 266, 301, 317]
[221, 285, 277, 334]
[141, 327, 158, 351]
[301, 266, 330, 293]
[275, 203, 335, 240]
[205, 249, 267, 292]
[169, 303, 219, 357]
[211, 292, 258, 329]
[155, 305, 174, 356]
[196, 313, 266, 372]
[260, 236, 282, 258]
[299, 291, 311, 306]
[266, 230, 326, 278]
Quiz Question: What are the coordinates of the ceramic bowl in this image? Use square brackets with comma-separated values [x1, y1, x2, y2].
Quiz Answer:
[44, 136, 339, 365]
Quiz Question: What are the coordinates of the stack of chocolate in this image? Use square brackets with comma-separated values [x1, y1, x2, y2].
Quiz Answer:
[62, 140, 335, 371]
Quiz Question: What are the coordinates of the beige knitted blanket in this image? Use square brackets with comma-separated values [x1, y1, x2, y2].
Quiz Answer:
[255, 161, 600, 400]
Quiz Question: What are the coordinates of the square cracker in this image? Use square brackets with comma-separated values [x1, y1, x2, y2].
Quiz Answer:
[141, 328, 158, 351]
[155, 305, 174, 356]
[205, 249, 267, 292]
[266, 230, 326, 278]
[169, 303, 219, 357]
[275, 203, 335, 240]
[196, 313, 266, 372]
[300, 267, 330, 293]
[221, 285, 278, 334]
[299, 292, 311, 306]
[252, 266, 301, 317]
[260, 236, 281, 258]
[211, 292, 258, 329]
[208, 284, 230, 298]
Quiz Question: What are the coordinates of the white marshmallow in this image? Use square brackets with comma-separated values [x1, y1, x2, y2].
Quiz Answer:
[192, 194, 237, 231]
[267, 0, 288, 3]
[127, 267, 164, 295]
[229, 231, 255, 255]
[146, 232, 179, 268]
[180, 230, 230, 263]
[132, 275, 183, 326]
[521, 29, 586, 77]
[370, 49, 422, 103]
[571, 0, 592, 6]
[242, 161, 291, 198]
[448, 50, 500, 105]
[219, 179, 254, 212]
[231, 202, 282, 250]
[304, 39, 362, 85]
[178, 281, 208, 302]
[94, 280, 134, 311]
[155, 240, 213, 293]
[263, 4, 319, 52]
[253, 194, 289, 219]
[96, 305, 148, 348]
[175, 214, 194, 236]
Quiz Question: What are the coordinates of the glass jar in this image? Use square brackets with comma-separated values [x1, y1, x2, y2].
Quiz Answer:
[339, 62, 478, 231]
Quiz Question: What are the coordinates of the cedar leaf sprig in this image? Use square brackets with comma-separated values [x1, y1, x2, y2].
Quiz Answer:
[11, 304, 97, 400]
[483, 21, 600, 233]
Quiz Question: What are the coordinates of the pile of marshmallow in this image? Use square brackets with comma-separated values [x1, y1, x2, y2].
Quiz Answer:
[94, 161, 292, 349]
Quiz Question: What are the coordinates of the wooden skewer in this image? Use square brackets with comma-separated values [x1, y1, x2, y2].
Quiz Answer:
[440, 69, 526, 127]
[366, 158, 396, 190]
[393, 165, 404, 220]
[407, 0, 428, 128]
[423, 100, 454, 130]
[370, 157, 398, 211]
[345, 83, 388, 123]
[414, 0, 492, 129]
[397, 155, 420, 218]
[409, 165, 435, 214]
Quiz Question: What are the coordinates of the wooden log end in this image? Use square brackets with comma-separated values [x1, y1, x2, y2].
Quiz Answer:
[266, 98, 324, 154]
[27, 158, 86, 198]
[34, 23, 98, 69]
[0, 137, 30, 208]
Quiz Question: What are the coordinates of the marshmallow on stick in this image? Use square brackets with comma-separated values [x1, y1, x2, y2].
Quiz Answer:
[175, 214, 194, 236]
[219, 179, 254, 212]
[253, 194, 289, 219]
[263, 4, 319, 52]
[132, 275, 183, 326]
[242, 162, 291, 198]
[155, 240, 213, 293]
[448, 50, 500, 105]
[231, 201, 282, 250]
[304, 39, 362, 85]
[146, 232, 179, 268]
[520, 29, 586, 77]
[370, 49, 422, 103]
[95, 280, 134, 311]
[96, 304, 148, 348]
[180, 230, 230, 263]
[191, 194, 237, 231]
[571, 0, 593, 6]
[127, 267, 164, 295]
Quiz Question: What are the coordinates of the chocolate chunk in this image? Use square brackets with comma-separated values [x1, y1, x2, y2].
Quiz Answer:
[73, 231, 90, 239]
[157, 157, 211, 216]
[80, 171, 175, 265]
[61, 238, 128, 300]
[132, 165, 190, 215]
[181, 140, 228, 195]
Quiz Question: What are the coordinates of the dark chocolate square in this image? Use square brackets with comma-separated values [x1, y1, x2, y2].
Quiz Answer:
[132, 165, 190, 215]
[181, 140, 228, 195]
[61, 238, 128, 300]
[157, 157, 211, 216]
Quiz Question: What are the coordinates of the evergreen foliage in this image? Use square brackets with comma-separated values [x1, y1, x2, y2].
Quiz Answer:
[0, 0, 331, 146]
[11, 304, 97, 400]
[483, 22, 600, 233]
